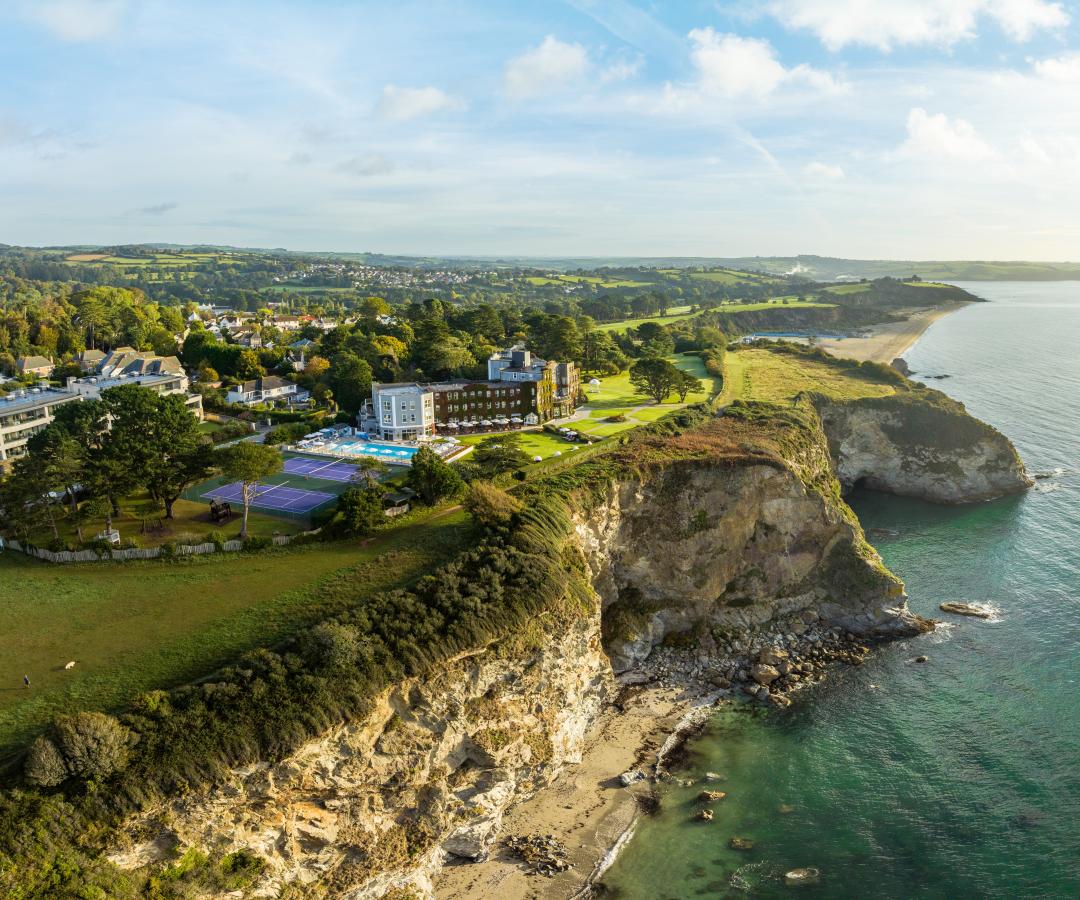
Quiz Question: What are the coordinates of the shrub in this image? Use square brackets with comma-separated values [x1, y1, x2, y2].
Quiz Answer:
[40, 712, 132, 783]
[204, 529, 226, 549]
[242, 535, 272, 551]
[24, 736, 67, 788]
[463, 482, 523, 528]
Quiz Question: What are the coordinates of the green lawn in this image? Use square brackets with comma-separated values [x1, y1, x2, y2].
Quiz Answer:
[718, 347, 898, 406]
[0, 507, 470, 762]
[524, 274, 652, 288]
[573, 353, 721, 437]
[457, 429, 577, 459]
[593, 306, 697, 332]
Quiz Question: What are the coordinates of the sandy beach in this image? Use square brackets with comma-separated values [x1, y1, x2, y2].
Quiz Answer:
[432, 686, 696, 900]
[815, 302, 970, 364]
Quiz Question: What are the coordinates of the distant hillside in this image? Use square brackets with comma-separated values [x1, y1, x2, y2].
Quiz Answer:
[14, 244, 1080, 279]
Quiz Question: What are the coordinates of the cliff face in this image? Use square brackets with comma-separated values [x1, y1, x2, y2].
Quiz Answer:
[814, 393, 1032, 503]
[109, 612, 612, 898]
[104, 394, 1018, 897]
[575, 416, 924, 673]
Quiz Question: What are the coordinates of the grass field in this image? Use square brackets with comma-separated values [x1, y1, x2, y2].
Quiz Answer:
[572, 353, 721, 437]
[0, 507, 470, 760]
[456, 430, 577, 459]
[524, 274, 651, 288]
[718, 347, 898, 406]
[593, 305, 697, 332]
[26, 492, 308, 550]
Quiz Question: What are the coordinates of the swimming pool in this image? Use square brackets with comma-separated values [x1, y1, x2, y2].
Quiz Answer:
[329, 438, 418, 463]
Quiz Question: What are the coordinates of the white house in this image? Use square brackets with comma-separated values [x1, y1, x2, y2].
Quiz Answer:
[367, 383, 435, 442]
[227, 375, 309, 406]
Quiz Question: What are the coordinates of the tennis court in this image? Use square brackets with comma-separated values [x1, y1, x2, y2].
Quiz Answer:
[202, 481, 337, 514]
[283, 456, 360, 483]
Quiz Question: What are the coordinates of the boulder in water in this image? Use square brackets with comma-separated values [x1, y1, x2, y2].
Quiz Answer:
[696, 809, 714, 821]
[729, 836, 755, 850]
[939, 602, 992, 619]
[698, 790, 727, 802]
[784, 867, 820, 887]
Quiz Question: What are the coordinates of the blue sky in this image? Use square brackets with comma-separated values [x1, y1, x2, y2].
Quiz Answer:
[3, 0, 1080, 259]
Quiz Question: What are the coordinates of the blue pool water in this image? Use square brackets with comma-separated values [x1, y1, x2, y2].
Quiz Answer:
[327, 438, 417, 462]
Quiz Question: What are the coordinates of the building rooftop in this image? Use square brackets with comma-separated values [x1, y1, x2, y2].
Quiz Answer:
[0, 386, 77, 414]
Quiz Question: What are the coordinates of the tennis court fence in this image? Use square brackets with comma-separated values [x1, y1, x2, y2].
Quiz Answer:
[1, 532, 314, 565]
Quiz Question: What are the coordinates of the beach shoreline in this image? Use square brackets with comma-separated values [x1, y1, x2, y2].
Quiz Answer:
[815, 301, 970, 364]
[432, 685, 702, 900]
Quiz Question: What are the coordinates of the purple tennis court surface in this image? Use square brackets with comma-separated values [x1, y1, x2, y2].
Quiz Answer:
[283, 456, 359, 482]
[202, 481, 337, 513]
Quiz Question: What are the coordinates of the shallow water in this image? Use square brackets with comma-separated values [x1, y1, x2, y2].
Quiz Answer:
[601, 283, 1080, 899]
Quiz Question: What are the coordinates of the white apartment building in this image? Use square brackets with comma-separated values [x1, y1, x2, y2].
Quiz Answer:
[369, 383, 435, 442]
[0, 387, 79, 467]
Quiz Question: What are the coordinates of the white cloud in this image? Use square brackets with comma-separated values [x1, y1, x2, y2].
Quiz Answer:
[504, 35, 590, 99]
[897, 108, 997, 162]
[337, 154, 395, 177]
[600, 57, 643, 84]
[804, 161, 845, 179]
[685, 28, 844, 100]
[377, 85, 464, 122]
[1032, 53, 1080, 81]
[768, 0, 1068, 50]
[24, 0, 126, 42]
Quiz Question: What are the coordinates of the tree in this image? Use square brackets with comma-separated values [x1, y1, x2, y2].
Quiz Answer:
[217, 442, 282, 538]
[463, 481, 522, 528]
[328, 352, 373, 414]
[142, 396, 215, 518]
[629, 356, 681, 404]
[674, 368, 703, 402]
[406, 445, 464, 505]
[349, 456, 388, 488]
[470, 433, 530, 476]
[337, 486, 385, 534]
[236, 349, 264, 380]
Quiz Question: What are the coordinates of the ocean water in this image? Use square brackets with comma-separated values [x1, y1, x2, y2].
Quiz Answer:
[601, 283, 1080, 899]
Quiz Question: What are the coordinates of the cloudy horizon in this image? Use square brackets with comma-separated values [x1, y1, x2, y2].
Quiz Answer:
[3, 0, 1080, 260]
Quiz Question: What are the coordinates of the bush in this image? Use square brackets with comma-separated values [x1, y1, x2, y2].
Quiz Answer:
[24, 736, 67, 788]
[242, 535, 272, 551]
[463, 482, 523, 528]
[204, 529, 226, 550]
[27, 712, 133, 786]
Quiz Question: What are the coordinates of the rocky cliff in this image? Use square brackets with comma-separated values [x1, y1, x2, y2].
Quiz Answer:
[109, 609, 612, 898]
[574, 404, 927, 674]
[103, 395, 1021, 897]
[814, 392, 1032, 503]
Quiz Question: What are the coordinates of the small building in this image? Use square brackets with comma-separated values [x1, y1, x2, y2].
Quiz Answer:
[383, 487, 416, 518]
[15, 356, 54, 378]
[226, 375, 309, 407]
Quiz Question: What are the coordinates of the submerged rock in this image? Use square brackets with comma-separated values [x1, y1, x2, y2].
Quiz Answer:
[729, 836, 755, 850]
[696, 809, 714, 821]
[698, 790, 727, 803]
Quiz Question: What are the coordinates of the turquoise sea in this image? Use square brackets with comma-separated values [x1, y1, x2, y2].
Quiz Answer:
[601, 283, 1080, 899]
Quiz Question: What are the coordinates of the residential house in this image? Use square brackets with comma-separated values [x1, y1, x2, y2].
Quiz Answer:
[75, 349, 106, 372]
[15, 356, 54, 378]
[226, 375, 309, 407]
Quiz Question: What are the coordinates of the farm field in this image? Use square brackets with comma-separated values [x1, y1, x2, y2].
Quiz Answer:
[524, 274, 652, 288]
[718, 347, 898, 406]
[0, 507, 470, 762]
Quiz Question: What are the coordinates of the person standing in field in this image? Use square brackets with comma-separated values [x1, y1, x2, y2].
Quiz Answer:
[23, 675, 30, 689]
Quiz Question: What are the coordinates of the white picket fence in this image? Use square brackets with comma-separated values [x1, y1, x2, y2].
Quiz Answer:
[2, 531, 302, 564]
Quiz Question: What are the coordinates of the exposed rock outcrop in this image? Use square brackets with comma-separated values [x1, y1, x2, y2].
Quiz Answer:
[576, 410, 927, 673]
[110, 612, 612, 898]
[815, 392, 1032, 503]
